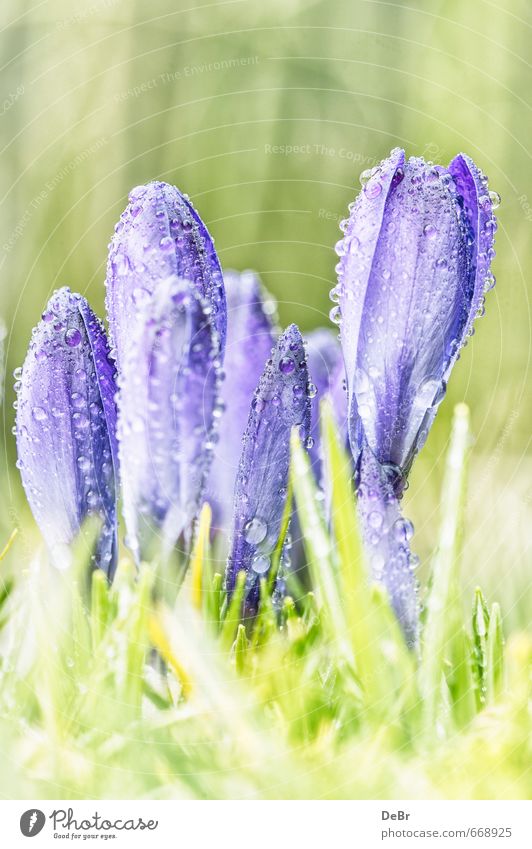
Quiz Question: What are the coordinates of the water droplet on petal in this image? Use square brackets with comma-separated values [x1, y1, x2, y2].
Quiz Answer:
[279, 356, 295, 375]
[65, 328, 82, 347]
[252, 554, 270, 574]
[364, 179, 382, 199]
[32, 406, 47, 422]
[488, 190, 501, 209]
[243, 517, 268, 545]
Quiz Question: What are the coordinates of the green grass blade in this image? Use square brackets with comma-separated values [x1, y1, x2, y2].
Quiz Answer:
[486, 602, 505, 702]
[289, 428, 350, 657]
[471, 587, 490, 708]
[420, 403, 476, 737]
[220, 571, 247, 651]
[321, 401, 394, 706]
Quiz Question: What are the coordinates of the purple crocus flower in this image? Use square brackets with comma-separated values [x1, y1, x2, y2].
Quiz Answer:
[15, 288, 118, 575]
[106, 181, 226, 369]
[226, 324, 311, 609]
[205, 270, 277, 539]
[118, 276, 222, 561]
[335, 148, 497, 644]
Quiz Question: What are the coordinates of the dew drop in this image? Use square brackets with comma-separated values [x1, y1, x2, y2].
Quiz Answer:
[243, 517, 268, 545]
[364, 179, 382, 199]
[329, 305, 342, 325]
[159, 235, 174, 251]
[279, 356, 295, 375]
[32, 406, 47, 422]
[65, 328, 82, 347]
[488, 190, 501, 209]
[252, 554, 270, 575]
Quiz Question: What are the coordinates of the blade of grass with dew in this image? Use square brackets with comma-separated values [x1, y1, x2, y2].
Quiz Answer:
[220, 570, 247, 651]
[290, 428, 352, 662]
[420, 403, 476, 737]
[471, 587, 490, 709]
[486, 602, 505, 703]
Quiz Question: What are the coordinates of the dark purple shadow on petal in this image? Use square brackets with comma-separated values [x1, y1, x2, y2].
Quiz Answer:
[15, 288, 118, 576]
[448, 153, 497, 340]
[205, 270, 277, 541]
[226, 324, 311, 609]
[118, 276, 221, 562]
[106, 181, 226, 370]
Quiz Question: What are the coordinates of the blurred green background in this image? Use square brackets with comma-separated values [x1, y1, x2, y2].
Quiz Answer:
[0, 0, 530, 626]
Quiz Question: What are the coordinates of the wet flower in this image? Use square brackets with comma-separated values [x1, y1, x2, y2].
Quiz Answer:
[226, 324, 311, 611]
[15, 288, 118, 575]
[335, 148, 497, 644]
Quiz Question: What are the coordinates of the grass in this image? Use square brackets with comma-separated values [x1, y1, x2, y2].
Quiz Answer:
[0, 404, 529, 800]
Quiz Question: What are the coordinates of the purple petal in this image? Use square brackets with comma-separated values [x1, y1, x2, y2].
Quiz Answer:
[15, 288, 118, 576]
[447, 153, 497, 340]
[305, 328, 347, 475]
[205, 270, 277, 537]
[226, 324, 311, 605]
[356, 440, 418, 648]
[118, 276, 221, 561]
[106, 181, 226, 369]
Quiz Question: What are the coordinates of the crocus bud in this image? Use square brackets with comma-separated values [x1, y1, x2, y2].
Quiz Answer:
[226, 324, 311, 611]
[15, 288, 118, 575]
[336, 148, 497, 644]
[106, 181, 226, 369]
[205, 270, 277, 539]
[118, 276, 222, 561]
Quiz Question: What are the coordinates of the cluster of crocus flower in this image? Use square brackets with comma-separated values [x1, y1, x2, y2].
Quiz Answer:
[15, 148, 497, 646]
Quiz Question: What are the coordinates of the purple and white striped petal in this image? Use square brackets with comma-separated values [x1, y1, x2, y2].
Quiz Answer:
[118, 276, 221, 561]
[15, 288, 118, 576]
[226, 324, 311, 606]
[106, 181, 225, 369]
[205, 270, 277, 537]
